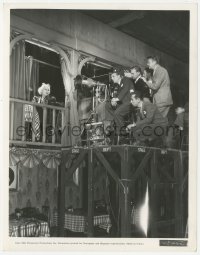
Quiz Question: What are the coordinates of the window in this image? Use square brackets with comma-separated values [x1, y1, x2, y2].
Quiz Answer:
[25, 41, 65, 105]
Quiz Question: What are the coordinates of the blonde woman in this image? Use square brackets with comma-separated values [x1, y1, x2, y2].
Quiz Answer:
[32, 83, 56, 104]
[32, 83, 57, 142]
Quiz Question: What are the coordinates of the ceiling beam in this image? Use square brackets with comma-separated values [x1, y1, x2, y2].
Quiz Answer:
[108, 11, 145, 28]
[120, 27, 188, 63]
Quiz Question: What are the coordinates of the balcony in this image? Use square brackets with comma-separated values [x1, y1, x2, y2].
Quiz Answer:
[9, 98, 67, 147]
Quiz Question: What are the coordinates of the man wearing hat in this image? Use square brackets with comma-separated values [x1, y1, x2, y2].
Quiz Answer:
[105, 67, 135, 138]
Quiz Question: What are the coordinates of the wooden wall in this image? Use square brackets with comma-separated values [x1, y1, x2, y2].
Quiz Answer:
[11, 10, 189, 104]
[9, 163, 58, 221]
[9, 159, 107, 219]
[9, 162, 89, 221]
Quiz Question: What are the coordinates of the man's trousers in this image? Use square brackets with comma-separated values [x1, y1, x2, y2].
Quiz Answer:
[105, 101, 131, 135]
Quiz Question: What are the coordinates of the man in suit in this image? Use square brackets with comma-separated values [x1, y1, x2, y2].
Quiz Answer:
[142, 56, 173, 117]
[127, 91, 168, 145]
[143, 67, 153, 83]
[130, 66, 151, 101]
[105, 67, 135, 135]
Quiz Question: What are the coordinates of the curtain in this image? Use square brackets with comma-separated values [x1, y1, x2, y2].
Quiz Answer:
[31, 60, 39, 99]
[10, 40, 28, 100]
[10, 41, 27, 140]
[25, 56, 39, 101]
[60, 57, 80, 146]
[10, 41, 39, 140]
[10, 42, 39, 101]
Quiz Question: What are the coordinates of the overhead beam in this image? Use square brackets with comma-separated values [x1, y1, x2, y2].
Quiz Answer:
[109, 11, 145, 28]
[121, 26, 188, 63]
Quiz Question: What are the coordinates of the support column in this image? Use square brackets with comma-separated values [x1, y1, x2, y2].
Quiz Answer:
[120, 146, 131, 237]
[69, 50, 80, 146]
[149, 150, 159, 237]
[58, 150, 67, 237]
[87, 148, 94, 237]
[174, 151, 184, 237]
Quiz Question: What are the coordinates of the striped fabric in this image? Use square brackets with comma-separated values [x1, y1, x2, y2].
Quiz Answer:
[92, 214, 112, 233]
[33, 111, 41, 141]
[9, 218, 50, 237]
[52, 212, 112, 233]
[32, 96, 47, 141]
[23, 103, 41, 141]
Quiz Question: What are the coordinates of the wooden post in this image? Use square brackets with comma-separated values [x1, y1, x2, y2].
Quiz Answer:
[58, 150, 66, 237]
[21, 104, 26, 141]
[174, 151, 184, 237]
[32, 106, 36, 142]
[94, 149, 122, 186]
[87, 148, 94, 237]
[120, 146, 131, 237]
[61, 109, 66, 146]
[149, 150, 159, 237]
[70, 50, 80, 146]
[52, 109, 56, 144]
[42, 107, 47, 143]
[65, 150, 87, 180]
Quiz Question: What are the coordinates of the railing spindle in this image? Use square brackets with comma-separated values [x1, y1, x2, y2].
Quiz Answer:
[22, 104, 26, 141]
[32, 106, 36, 142]
[43, 107, 47, 143]
[61, 110, 65, 132]
[52, 109, 56, 144]
[61, 110, 66, 145]
[9, 98, 64, 146]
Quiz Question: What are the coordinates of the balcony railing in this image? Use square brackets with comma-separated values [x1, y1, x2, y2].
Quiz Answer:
[10, 98, 67, 147]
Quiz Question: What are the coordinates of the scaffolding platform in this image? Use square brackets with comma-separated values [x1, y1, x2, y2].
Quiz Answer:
[57, 145, 188, 238]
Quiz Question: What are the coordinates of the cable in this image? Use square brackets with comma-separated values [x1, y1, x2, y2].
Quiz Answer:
[90, 73, 110, 79]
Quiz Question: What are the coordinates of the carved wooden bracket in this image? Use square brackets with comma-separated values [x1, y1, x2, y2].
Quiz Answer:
[50, 43, 72, 76]
[10, 33, 31, 54]
[78, 55, 95, 75]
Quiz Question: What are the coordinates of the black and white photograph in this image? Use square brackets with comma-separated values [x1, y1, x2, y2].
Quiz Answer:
[2, 2, 198, 252]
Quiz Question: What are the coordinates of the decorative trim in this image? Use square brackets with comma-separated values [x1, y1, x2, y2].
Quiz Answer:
[10, 30, 22, 41]
[42, 152, 61, 169]
[10, 34, 32, 54]
[50, 43, 72, 76]
[78, 55, 95, 75]
[9, 147, 61, 169]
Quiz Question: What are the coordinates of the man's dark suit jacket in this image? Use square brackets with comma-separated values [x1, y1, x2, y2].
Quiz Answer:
[147, 64, 173, 107]
[135, 101, 168, 129]
[134, 77, 151, 99]
[116, 77, 135, 104]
